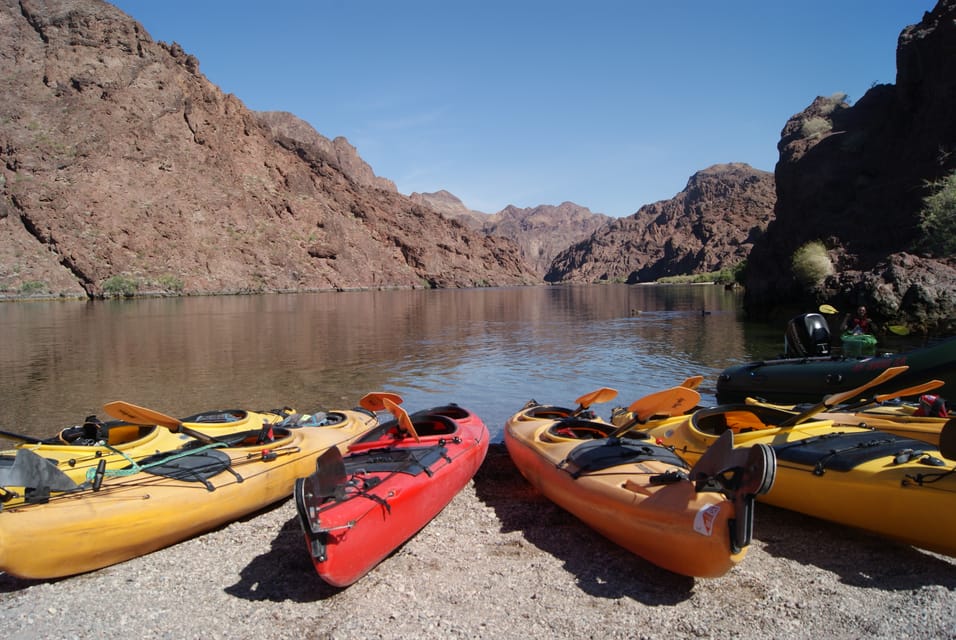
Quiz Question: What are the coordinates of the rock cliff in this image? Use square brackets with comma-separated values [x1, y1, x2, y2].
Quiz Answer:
[545, 164, 775, 283]
[0, 0, 536, 298]
[744, 0, 956, 333]
[410, 192, 610, 276]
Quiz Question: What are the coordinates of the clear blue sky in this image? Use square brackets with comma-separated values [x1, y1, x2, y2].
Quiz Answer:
[110, 1, 934, 217]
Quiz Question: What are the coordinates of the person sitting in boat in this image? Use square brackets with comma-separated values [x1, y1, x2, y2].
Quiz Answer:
[844, 306, 873, 335]
[914, 394, 949, 418]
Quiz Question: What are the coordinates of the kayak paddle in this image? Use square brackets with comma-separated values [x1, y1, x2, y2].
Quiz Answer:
[836, 379, 944, 413]
[778, 365, 909, 427]
[359, 392, 404, 413]
[571, 387, 618, 416]
[382, 397, 421, 442]
[608, 386, 701, 438]
[0, 428, 44, 445]
[681, 375, 705, 390]
[102, 401, 220, 446]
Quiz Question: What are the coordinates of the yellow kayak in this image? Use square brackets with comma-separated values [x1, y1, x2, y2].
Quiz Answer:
[505, 399, 776, 578]
[0, 405, 380, 579]
[0, 406, 294, 508]
[628, 403, 956, 557]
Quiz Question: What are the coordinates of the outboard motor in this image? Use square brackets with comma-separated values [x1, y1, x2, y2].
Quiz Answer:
[784, 313, 831, 357]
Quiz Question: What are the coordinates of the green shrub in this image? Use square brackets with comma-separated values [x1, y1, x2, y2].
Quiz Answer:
[158, 274, 184, 292]
[18, 280, 46, 295]
[791, 241, 833, 288]
[102, 275, 140, 297]
[918, 171, 956, 255]
[818, 93, 848, 115]
[655, 264, 743, 285]
[800, 116, 832, 139]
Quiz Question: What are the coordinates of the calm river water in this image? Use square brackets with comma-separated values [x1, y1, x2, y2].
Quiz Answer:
[0, 284, 840, 442]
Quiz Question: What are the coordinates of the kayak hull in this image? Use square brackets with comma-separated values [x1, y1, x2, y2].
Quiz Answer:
[635, 404, 956, 557]
[295, 404, 489, 587]
[0, 410, 378, 579]
[503, 404, 774, 578]
[0, 408, 294, 507]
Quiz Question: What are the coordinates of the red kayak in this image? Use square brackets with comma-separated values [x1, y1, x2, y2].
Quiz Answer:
[294, 398, 489, 587]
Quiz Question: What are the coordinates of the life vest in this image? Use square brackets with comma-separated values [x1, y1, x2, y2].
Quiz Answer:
[915, 394, 948, 418]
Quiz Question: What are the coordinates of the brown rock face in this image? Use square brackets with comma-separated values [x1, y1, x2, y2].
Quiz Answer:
[744, 0, 956, 332]
[483, 203, 611, 276]
[545, 164, 776, 283]
[0, 0, 534, 298]
[411, 193, 610, 276]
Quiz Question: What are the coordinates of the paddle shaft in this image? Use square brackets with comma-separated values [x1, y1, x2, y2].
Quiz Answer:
[779, 365, 909, 427]
[0, 428, 43, 445]
[836, 379, 944, 413]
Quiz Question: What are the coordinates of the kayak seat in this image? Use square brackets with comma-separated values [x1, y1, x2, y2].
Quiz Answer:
[410, 415, 458, 437]
[548, 419, 614, 440]
[59, 420, 154, 446]
[522, 406, 573, 420]
[694, 405, 791, 435]
[181, 409, 248, 423]
[695, 411, 771, 435]
[423, 404, 471, 421]
[105, 425, 155, 445]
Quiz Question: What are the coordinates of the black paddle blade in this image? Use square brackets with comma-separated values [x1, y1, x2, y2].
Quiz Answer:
[0, 448, 79, 493]
[687, 431, 778, 552]
[313, 446, 347, 499]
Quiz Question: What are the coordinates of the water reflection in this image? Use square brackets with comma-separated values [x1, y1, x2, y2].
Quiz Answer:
[0, 285, 774, 441]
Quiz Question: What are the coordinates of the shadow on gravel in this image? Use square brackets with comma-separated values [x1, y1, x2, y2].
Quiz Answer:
[474, 444, 695, 604]
[0, 573, 50, 593]
[755, 504, 956, 589]
[224, 515, 343, 602]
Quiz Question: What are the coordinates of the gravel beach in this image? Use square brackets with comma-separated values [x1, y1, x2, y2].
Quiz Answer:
[1, 444, 954, 639]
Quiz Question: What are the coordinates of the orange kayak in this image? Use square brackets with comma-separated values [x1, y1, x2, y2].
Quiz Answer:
[504, 399, 776, 578]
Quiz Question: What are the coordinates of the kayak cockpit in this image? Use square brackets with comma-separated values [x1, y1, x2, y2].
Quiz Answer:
[692, 405, 806, 435]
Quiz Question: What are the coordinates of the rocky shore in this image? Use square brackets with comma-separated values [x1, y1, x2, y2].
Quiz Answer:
[1, 445, 953, 639]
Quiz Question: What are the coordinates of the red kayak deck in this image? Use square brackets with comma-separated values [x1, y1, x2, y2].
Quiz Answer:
[294, 404, 489, 587]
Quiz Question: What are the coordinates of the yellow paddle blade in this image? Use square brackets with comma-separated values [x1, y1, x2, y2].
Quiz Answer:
[572, 387, 618, 415]
[103, 400, 182, 430]
[681, 375, 704, 390]
[102, 400, 219, 445]
[873, 379, 943, 403]
[887, 324, 911, 336]
[359, 392, 404, 413]
[609, 387, 701, 438]
[627, 387, 701, 422]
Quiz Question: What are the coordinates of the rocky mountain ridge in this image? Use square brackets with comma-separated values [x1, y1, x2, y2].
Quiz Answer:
[410, 191, 611, 276]
[0, 0, 536, 299]
[545, 163, 775, 283]
[743, 0, 956, 333]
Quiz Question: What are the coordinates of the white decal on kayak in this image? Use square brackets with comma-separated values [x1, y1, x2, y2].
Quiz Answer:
[694, 504, 720, 537]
